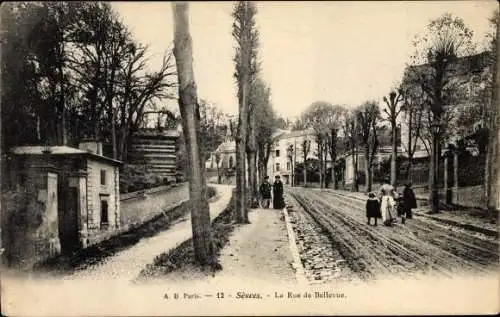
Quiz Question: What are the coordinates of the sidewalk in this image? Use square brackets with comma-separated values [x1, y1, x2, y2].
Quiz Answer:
[413, 208, 498, 238]
[148, 206, 300, 289]
[210, 207, 298, 286]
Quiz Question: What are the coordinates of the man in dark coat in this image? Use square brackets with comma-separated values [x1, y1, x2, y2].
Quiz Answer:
[403, 183, 417, 219]
[273, 175, 285, 209]
[259, 176, 272, 209]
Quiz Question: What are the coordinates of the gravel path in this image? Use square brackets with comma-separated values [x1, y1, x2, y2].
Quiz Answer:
[212, 208, 297, 285]
[65, 184, 234, 282]
[288, 188, 499, 283]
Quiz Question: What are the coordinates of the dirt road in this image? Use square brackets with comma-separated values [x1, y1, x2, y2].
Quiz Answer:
[287, 188, 499, 282]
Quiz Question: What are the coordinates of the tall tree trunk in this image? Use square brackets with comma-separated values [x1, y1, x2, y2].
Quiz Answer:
[353, 147, 359, 192]
[249, 152, 257, 205]
[364, 145, 371, 193]
[235, 80, 249, 222]
[330, 129, 337, 189]
[323, 143, 328, 188]
[58, 59, 67, 146]
[303, 140, 309, 187]
[303, 160, 307, 188]
[391, 120, 397, 187]
[428, 131, 439, 213]
[407, 159, 413, 183]
[485, 19, 500, 220]
[217, 162, 221, 184]
[247, 106, 258, 207]
[172, 2, 216, 265]
[112, 108, 117, 159]
[318, 140, 323, 188]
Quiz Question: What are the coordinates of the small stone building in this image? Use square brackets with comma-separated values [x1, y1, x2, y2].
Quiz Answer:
[2, 142, 121, 268]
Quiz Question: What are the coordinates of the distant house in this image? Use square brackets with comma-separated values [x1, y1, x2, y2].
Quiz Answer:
[266, 129, 319, 185]
[205, 125, 236, 171]
[128, 128, 180, 182]
[2, 141, 121, 268]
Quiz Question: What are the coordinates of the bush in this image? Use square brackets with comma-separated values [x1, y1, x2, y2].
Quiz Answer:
[119, 164, 165, 193]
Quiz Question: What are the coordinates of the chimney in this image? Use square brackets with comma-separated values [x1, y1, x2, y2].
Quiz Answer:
[78, 140, 103, 156]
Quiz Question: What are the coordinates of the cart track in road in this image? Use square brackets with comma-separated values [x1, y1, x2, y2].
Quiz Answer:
[287, 188, 498, 282]
[323, 190, 499, 268]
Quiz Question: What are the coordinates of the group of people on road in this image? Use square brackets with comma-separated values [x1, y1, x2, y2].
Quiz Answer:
[366, 179, 417, 227]
[259, 175, 286, 210]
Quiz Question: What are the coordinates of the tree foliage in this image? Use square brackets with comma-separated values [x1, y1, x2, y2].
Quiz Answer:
[355, 101, 381, 192]
[1, 2, 177, 161]
[232, 1, 259, 223]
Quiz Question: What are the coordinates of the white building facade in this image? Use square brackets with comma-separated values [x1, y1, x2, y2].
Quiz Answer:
[266, 129, 319, 185]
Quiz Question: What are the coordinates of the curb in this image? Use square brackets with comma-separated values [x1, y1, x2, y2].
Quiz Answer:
[282, 206, 308, 287]
[414, 211, 498, 238]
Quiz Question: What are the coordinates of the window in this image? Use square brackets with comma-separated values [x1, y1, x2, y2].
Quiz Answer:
[275, 150, 280, 157]
[100, 200, 109, 229]
[275, 163, 280, 172]
[287, 162, 291, 170]
[100, 170, 106, 185]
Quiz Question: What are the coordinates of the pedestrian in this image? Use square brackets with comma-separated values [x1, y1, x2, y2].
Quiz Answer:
[378, 177, 395, 201]
[403, 182, 417, 220]
[273, 175, 285, 209]
[366, 192, 381, 226]
[380, 187, 396, 226]
[396, 192, 406, 224]
[259, 175, 272, 209]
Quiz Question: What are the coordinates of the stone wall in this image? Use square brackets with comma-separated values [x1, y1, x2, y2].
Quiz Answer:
[119, 183, 189, 232]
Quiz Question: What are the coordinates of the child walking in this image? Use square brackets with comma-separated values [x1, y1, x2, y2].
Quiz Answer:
[366, 192, 381, 226]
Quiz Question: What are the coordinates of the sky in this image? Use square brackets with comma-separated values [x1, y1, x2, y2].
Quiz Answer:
[111, 1, 497, 120]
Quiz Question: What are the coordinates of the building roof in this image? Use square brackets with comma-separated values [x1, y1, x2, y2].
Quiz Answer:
[274, 129, 315, 141]
[270, 129, 289, 140]
[134, 128, 180, 138]
[215, 140, 235, 153]
[10, 146, 122, 166]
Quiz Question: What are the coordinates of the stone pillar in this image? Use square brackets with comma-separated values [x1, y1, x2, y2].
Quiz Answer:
[453, 151, 459, 204]
[6, 171, 61, 268]
[70, 175, 89, 248]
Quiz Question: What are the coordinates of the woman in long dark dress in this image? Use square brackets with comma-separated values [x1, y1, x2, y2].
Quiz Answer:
[273, 175, 285, 209]
[403, 183, 417, 219]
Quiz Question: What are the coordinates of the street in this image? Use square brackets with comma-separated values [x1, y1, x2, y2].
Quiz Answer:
[286, 188, 499, 283]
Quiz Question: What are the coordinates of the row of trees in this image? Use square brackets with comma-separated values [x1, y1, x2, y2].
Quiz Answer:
[298, 100, 385, 193]
[295, 11, 498, 216]
[398, 12, 498, 214]
[1, 2, 177, 161]
[171, 1, 278, 267]
[232, 2, 277, 222]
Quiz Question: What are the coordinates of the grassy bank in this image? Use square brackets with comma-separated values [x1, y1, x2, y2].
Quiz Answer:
[138, 189, 236, 279]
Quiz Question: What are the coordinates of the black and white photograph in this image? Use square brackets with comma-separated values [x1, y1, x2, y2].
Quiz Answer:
[1, 1, 499, 315]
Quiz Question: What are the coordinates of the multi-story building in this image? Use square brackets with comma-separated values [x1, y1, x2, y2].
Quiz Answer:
[266, 129, 319, 184]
